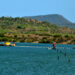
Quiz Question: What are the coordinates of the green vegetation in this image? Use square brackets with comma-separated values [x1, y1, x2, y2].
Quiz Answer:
[0, 16, 75, 44]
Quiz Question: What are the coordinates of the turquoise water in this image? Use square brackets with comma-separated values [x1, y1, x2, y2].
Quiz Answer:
[0, 43, 75, 75]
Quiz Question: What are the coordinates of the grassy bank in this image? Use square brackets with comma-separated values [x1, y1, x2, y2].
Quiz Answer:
[0, 17, 75, 44]
[0, 33, 75, 44]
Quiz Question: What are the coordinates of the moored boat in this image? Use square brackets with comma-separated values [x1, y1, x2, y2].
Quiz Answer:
[0, 42, 15, 46]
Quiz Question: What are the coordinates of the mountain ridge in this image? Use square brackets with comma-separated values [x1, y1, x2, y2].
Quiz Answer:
[25, 14, 75, 28]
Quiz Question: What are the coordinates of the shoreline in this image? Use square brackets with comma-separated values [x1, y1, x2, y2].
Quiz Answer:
[0, 33, 75, 44]
[0, 41, 74, 45]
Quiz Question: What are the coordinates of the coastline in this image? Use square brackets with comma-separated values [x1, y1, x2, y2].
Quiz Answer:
[0, 40, 74, 45]
[0, 33, 75, 44]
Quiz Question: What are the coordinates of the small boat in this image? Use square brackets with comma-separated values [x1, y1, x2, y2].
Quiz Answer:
[0, 42, 15, 46]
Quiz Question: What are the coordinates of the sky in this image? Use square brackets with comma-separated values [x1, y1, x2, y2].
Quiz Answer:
[0, 0, 75, 22]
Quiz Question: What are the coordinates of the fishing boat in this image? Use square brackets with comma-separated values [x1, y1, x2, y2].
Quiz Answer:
[0, 42, 15, 46]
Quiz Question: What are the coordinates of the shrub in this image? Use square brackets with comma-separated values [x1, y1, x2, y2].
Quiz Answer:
[39, 38, 50, 43]
[0, 33, 4, 37]
[53, 34, 62, 38]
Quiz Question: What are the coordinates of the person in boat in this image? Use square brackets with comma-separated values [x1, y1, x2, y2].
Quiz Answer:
[0, 42, 15, 46]
[53, 42, 56, 49]
[4, 42, 15, 46]
[11, 42, 15, 46]
[4, 42, 11, 46]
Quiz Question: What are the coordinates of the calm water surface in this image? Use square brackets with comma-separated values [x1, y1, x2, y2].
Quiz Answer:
[0, 43, 75, 75]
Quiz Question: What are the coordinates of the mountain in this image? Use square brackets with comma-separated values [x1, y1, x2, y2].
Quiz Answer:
[25, 14, 75, 28]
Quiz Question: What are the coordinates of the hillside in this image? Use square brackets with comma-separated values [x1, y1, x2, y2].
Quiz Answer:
[0, 17, 75, 44]
[25, 14, 75, 28]
[0, 16, 74, 34]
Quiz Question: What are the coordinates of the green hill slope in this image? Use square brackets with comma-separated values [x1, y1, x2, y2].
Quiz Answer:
[0, 17, 75, 43]
[0, 16, 74, 34]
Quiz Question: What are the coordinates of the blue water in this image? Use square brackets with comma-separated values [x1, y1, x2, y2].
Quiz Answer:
[0, 43, 75, 75]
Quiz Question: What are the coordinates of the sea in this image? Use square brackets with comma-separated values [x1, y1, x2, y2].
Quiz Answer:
[0, 42, 75, 75]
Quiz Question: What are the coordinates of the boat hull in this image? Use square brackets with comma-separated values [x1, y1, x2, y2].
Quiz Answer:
[0, 44, 5, 46]
[0, 44, 15, 46]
